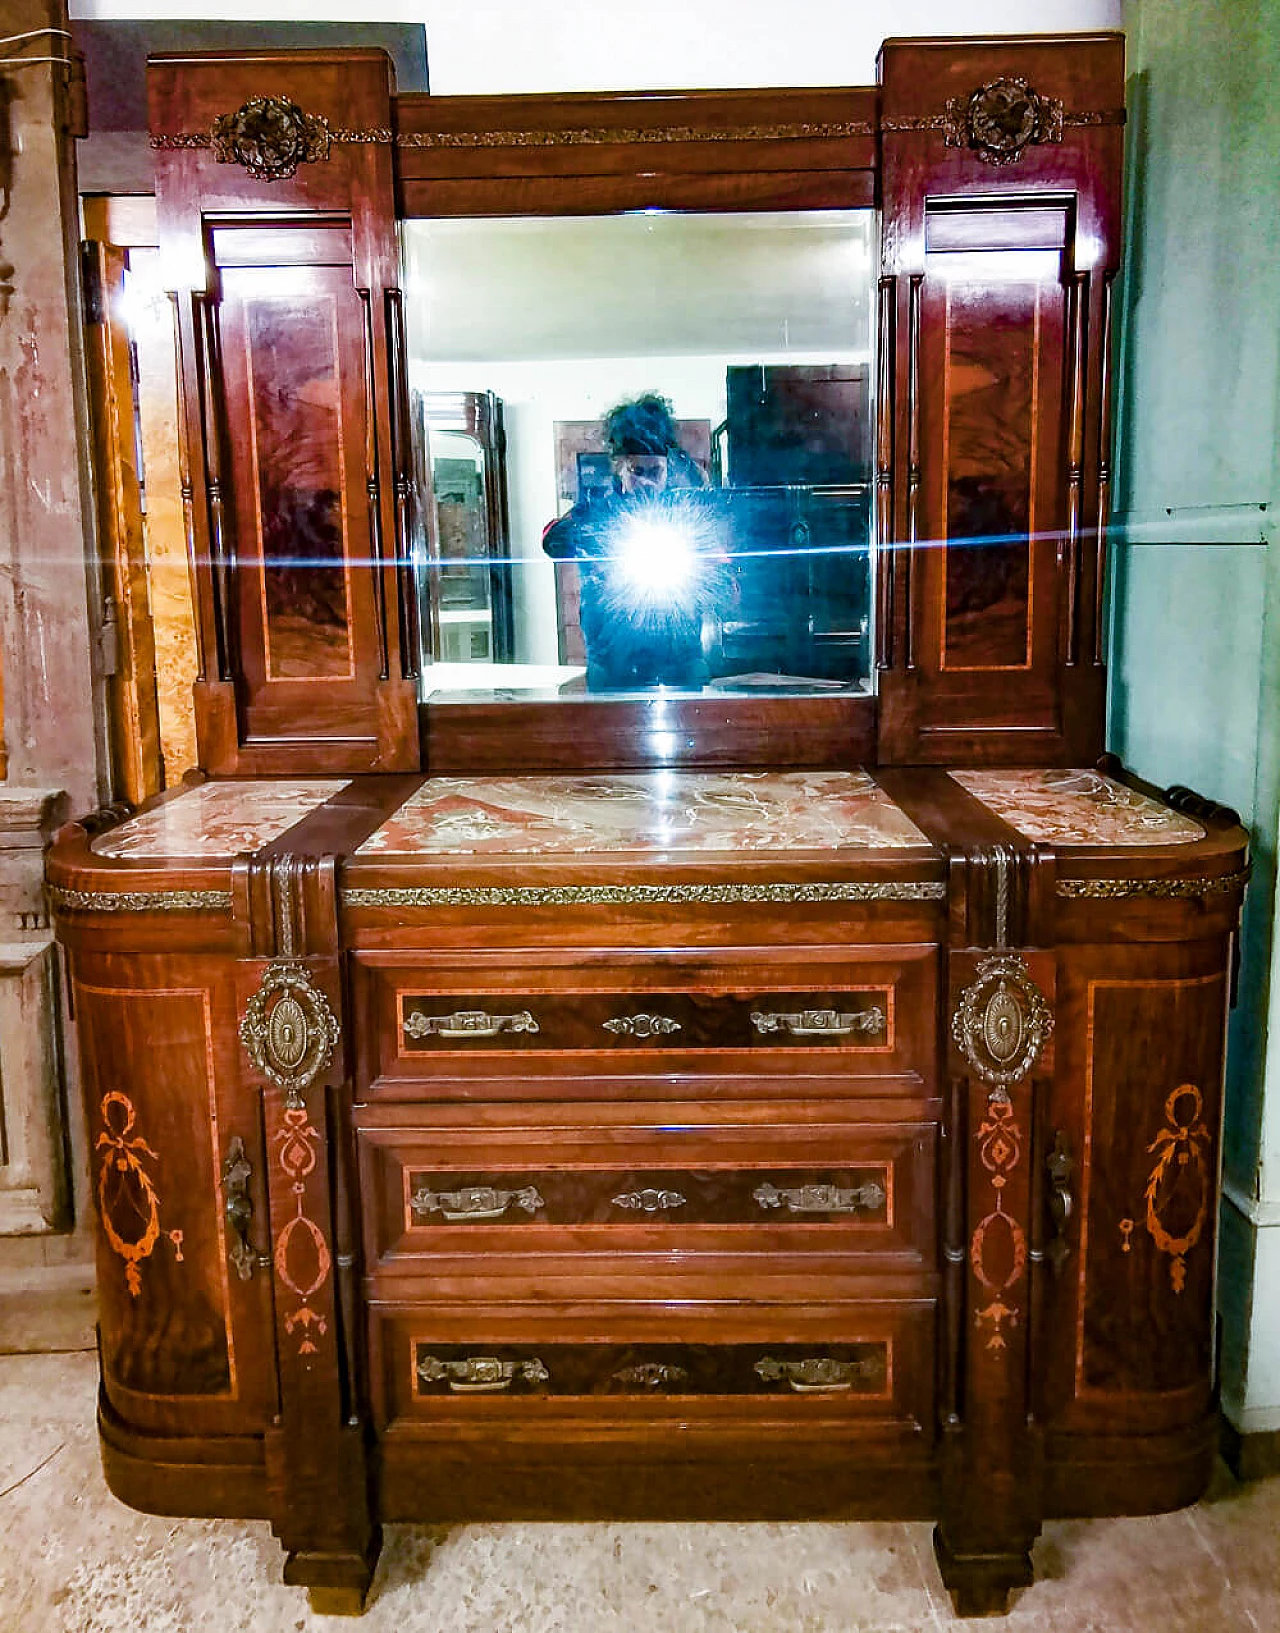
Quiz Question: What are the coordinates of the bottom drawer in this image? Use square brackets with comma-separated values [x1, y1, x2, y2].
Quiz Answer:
[370, 1301, 934, 1436]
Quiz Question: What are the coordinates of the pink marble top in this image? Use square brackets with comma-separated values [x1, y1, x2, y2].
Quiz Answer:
[951, 769, 1204, 847]
[358, 771, 929, 857]
[92, 780, 347, 860]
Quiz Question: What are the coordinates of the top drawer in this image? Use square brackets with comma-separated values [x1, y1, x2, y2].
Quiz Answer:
[351, 946, 937, 1097]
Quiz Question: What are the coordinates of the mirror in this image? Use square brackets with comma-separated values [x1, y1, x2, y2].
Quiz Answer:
[403, 209, 875, 702]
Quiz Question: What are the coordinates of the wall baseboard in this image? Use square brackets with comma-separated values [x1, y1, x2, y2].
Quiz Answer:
[1221, 1418, 1280, 1482]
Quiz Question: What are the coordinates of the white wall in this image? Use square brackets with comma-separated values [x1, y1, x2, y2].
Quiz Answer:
[71, 2, 1122, 92]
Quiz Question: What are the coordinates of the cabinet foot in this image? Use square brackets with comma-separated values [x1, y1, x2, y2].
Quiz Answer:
[933, 1526, 1034, 1617]
[283, 1534, 382, 1617]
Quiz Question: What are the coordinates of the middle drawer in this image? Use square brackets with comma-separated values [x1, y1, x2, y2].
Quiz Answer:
[357, 1098, 936, 1274]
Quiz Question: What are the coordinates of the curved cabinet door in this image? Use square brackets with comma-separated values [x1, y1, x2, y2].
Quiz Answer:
[74, 951, 277, 1442]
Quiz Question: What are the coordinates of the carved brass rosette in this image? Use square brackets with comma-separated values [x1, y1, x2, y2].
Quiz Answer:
[240, 963, 340, 1106]
[944, 77, 1064, 166]
[210, 96, 332, 180]
[951, 953, 1052, 1094]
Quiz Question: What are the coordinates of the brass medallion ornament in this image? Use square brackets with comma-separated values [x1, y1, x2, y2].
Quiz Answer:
[240, 964, 340, 1107]
[944, 77, 1064, 166]
[210, 97, 332, 181]
[952, 953, 1052, 1093]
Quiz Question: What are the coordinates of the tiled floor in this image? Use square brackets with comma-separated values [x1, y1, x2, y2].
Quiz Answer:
[0, 1339, 1277, 1633]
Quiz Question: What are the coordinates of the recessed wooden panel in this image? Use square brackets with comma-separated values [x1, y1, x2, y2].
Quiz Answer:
[77, 983, 233, 1399]
[243, 291, 355, 683]
[1076, 972, 1227, 1400]
[921, 246, 1066, 706]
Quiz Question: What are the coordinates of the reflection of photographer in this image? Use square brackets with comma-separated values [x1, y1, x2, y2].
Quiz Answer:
[543, 395, 719, 692]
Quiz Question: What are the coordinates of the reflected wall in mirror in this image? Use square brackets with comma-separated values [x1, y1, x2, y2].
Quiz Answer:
[402, 210, 875, 702]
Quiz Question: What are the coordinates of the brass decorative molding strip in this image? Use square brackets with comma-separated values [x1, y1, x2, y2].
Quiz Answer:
[344, 881, 945, 909]
[396, 120, 874, 148]
[152, 112, 875, 167]
[1056, 868, 1251, 901]
[881, 109, 1124, 132]
[49, 885, 233, 914]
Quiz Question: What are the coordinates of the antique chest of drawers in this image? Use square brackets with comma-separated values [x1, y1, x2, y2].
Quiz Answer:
[48, 763, 1247, 1614]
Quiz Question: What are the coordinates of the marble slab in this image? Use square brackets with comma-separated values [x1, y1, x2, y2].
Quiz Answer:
[92, 780, 347, 860]
[358, 771, 929, 857]
[951, 769, 1204, 846]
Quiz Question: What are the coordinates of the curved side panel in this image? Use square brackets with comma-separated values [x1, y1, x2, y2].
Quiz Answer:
[73, 950, 276, 1444]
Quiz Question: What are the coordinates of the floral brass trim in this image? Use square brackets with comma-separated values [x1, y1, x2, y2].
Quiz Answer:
[397, 120, 874, 148]
[344, 881, 945, 909]
[95, 1091, 183, 1297]
[1056, 868, 1250, 901]
[883, 94, 1123, 158]
[952, 953, 1052, 1094]
[1145, 1084, 1211, 1294]
[611, 1187, 687, 1213]
[273, 1103, 330, 1355]
[970, 1097, 1028, 1351]
[603, 1013, 681, 1038]
[49, 885, 233, 914]
[154, 117, 873, 161]
[240, 963, 340, 1108]
[611, 1362, 689, 1390]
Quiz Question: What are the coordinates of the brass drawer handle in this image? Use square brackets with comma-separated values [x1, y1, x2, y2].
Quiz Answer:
[602, 1013, 681, 1038]
[754, 1355, 881, 1393]
[404, 1008, 539, 1040]
[410, 1184, 545, 1222]
[754, 1180, 886, 1216]
[611, 1187, 687, 1213]
[416, 1355, 549, 1393]
[750, 1006, 886, 1039]
[611, 1362, 689, 1390]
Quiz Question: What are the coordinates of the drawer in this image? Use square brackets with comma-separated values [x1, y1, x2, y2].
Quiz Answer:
[351, 946, 937, 1097]
[369, 1300, 935, 1436]
[357, 1100, 935, 1271]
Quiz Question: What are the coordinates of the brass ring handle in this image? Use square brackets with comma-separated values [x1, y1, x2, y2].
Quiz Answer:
[416, 1355, 549, 1393]
[411, 1183, 544, 1222]
[750, 1006, 885, 1038]
[221, 1136, 270, 1281]
[404, 1009, 539, 1040]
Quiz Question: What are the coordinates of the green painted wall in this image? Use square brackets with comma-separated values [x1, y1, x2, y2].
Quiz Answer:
[1110, 0, 1280, 1426]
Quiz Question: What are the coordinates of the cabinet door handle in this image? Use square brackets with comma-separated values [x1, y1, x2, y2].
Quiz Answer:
[754, 1355, 881, 1392]
[410, 1184, 544, 1222]
[753, 1180, 886, 1215]
[750, 1006, 885, 1038]
[404, 1008, 539, 1040]
[416, 1355, 549, 1393]
[221, 1136, 269, 1281]
[602, 1013, 681, 1039]
[1046, 1129, 1074, 1274]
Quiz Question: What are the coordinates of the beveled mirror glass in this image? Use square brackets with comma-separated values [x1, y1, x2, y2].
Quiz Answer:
[403, 209, 876, 703]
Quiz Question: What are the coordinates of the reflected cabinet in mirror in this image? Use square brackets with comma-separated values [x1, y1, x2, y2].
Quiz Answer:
[403, 211, 875, 704]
